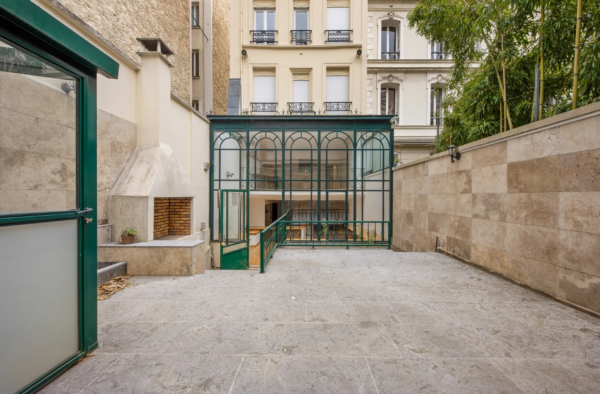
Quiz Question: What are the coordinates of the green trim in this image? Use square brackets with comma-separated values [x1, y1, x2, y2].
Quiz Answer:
[0, 6, 101, 392]
[0, 0, 119, 78]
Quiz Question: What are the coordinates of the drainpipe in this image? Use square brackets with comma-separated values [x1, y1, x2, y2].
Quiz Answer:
[572, 0, 583, 109]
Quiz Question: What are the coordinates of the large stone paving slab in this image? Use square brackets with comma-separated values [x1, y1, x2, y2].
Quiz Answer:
[41, 250, 600, 393]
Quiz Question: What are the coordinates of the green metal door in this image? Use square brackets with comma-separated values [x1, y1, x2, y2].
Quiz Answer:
[220, 190, 249, 270]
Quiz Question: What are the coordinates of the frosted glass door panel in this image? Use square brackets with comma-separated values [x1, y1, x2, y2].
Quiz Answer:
[0, 220, 79, 394]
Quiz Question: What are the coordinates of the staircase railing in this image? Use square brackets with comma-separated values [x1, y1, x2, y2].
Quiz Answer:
[260, 217, 391, 273]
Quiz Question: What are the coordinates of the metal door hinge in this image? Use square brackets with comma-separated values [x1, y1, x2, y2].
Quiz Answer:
[85, 218, 94, 224]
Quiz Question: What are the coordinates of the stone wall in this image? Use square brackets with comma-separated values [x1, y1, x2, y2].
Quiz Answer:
[51, 0, 191, 102]
[212, 0, 230, 114]
[393, 101, 600, 315]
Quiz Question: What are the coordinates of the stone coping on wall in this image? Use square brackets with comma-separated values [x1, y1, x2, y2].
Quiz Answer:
[99, 240, 204, 248]
[393, 101, 600, 171]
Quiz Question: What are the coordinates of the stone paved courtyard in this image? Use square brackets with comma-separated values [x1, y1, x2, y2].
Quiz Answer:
[42, 249, 600, 393]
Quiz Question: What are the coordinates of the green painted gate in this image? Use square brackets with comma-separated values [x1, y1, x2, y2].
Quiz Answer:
[219, 190, 250, 270]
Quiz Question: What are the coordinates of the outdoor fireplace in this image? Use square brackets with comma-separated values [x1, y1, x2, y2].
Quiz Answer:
[154, 197, 192, 238]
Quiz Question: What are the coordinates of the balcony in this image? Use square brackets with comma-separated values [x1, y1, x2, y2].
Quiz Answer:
[291, 30, 311, 45]
[325, 30, 352, 43]
[324, 102, 352, 114]
[431, 51, 448, 60]
[250, 30, 277, 44]
[288, 102, 314, 114]
[381, 52, 400, 60]
[251, 102, 278, 113]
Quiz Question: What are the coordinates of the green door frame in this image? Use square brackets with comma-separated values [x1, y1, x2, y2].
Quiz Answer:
[0, 1, 118, 393]
[219, 189, 250, 270]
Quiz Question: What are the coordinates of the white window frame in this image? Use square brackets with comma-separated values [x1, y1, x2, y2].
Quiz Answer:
[381, 26, 398, 60]
[380, 87, 397, 116]
[430, 85, 446, 125]
[192, 50, 200, 78]
[191, 3, 200, 27]
[254, 9, 276, 31]
[294, 9, 309, 30]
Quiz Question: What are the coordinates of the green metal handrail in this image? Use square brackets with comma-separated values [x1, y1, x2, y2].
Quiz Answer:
[260, 210, 290, 273]
[259, 217, 391, 273]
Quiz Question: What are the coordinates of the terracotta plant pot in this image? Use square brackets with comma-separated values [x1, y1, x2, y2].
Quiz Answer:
[121, 235, 134, 244]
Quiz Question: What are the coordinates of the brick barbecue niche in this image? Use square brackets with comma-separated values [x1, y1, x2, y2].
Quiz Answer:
[153, 197, 192, 239]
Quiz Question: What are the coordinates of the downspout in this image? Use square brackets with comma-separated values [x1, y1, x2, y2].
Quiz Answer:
[572, 0, 583, 109]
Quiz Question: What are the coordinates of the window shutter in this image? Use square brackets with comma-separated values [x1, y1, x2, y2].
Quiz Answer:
[293, 80, 309, 102]
[254, 76, 276, 102]
[326, 75, 348, 102]
[327, 8, 349, 30]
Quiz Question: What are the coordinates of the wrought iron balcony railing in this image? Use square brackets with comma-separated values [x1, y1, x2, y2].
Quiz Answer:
[291, 30, 311, 44]
[381, 52, 400, 60]
[251, 102, 278, 113]
[431, 51, 447, 60]
[324, 102, 352, 113]
[325, 30, 352, 43]
[288, 102, 314, 114]
[250, 30, 277, 44]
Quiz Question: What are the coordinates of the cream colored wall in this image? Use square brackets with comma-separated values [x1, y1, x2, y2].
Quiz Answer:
[231, 0, 368, 113]
[191, 114, 211, 232]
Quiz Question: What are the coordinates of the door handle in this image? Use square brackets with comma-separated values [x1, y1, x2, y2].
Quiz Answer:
[77, 207, 94, 215]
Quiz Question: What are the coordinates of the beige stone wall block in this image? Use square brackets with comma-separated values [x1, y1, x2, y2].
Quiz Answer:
[0, 108, 76, 160]
[399, 166, 415, 180]
[446, 215, 471, 241]
[448, 151, 472, 172]
[558, 268, 600, 313]
[400, 194, 414, 210]
[399, 209, 413, 228]
[471, 244, 508, 274]
[392, 195, 402, 220]
[507, 156, 560, 193]
[472, 194, 507, 222]
[428, 157, 447, 175]
[509, 254, 559, 297]
[414, 177, 429, 195]
[110, 141, 133, 168]
[412, 227, 431, 252]
[105, 247, 150, 275]
[446, 170, 472, 194]
[506, 193, 559, 228]
[472, 164, 507, 194]
[559, 116, 600, 155]
[427, 194, 448, 214]
[559, 230, 600, 278]
[97, 191, 109, 224]
[414, 194, 428, 212]
[507, 127, 559, 163]
[428, 212, 448, 234]
[471, 218, 507, 249]
[446, 193, 472, 218]
[97, 137, 112, 166]
[507, 223, 560, 265]
[472, 142, 507, 168]
[393, 178, 402, 194]
[414, 162, 428, 178]
[0, 190, 72, 212]
[147, 247, 195, 276]
[402, 177, 416, 194]
[428, 173, 448, 194]
[559, 192, 600, 234]
[447, 236, 471, 260]
[0, 150, 76, 191]
[212, 0, 231, 114]
[559, 148, 600, 192]
[97, 164, 112, 192]
[413, 210, 429, 230]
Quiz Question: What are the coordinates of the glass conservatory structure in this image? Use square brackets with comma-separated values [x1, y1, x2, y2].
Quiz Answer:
[208, 115, 394, 270]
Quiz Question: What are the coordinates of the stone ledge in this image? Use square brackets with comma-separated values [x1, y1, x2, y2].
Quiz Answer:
[99, 240, 204, 248]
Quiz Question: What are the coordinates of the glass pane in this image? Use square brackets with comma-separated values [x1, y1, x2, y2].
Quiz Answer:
[295, 11, 308, 30]
[255, 11, 264, 30]
[0, 221, 79, 394]
[224, 192, 246, 243]
[389, 27, 396, 52]
[0, 37, 77, 214]
[381, 29, 388, 54]
[266, 11, 275, 30]
[388, 88, 396, 115]
[380, 88, 387, 114]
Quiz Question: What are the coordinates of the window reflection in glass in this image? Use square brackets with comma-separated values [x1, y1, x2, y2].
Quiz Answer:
[0, 37, 77, 214]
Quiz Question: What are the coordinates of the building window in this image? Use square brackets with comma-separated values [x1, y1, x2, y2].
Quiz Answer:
[192, 100, 200, 111]
[192, 50, 200, 78]
[253, 74, 276, 113]
[430, 86, 445, 125]
[380, 87, 396, 115]
[253, 9, 276, 44]
[381, 26, 398, 59]
[293, 9, 310, 45]
[326, 6, 350, 43]
[191, 3, 200, 27]
[431, 41, 446, 60]
[325, 73, 350, 114]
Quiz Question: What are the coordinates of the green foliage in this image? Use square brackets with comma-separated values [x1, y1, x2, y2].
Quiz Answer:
[121, 228, 137, 237]
[409, 0, 600, 150]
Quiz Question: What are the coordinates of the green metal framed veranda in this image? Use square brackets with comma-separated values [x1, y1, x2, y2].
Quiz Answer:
[0, 1, 118, 393]
[208, 115, 394, 272]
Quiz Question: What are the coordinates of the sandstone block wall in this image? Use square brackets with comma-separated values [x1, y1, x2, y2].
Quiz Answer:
[52, 0, 191, 102]
[393, 102, 600, 315]
[212, 0, 230, 114]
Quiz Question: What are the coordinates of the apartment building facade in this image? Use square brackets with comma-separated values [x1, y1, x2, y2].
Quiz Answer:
[228, 0, 454, 163]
